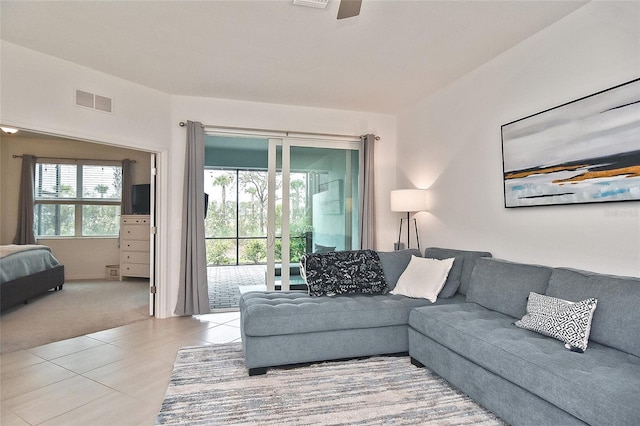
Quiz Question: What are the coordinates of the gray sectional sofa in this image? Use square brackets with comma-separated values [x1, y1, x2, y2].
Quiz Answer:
[239, 247, 640, 426]
[240, 248, 489, 374]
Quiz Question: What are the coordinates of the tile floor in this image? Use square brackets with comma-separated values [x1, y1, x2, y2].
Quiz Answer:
[0, 311, 241, 426]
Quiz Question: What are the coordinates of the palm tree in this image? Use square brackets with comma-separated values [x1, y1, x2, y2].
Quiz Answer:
[290, 179, 305, 214]
[213, 172, 234, 218]
[95, 184, 109, 198]
[239, 171, 269, 234]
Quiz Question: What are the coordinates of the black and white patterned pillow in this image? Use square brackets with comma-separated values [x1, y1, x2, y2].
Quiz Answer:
[515, 292, 598, 352]
[300, 250, 387, 297]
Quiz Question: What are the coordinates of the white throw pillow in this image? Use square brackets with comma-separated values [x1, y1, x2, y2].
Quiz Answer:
[390, 255, 455, 302]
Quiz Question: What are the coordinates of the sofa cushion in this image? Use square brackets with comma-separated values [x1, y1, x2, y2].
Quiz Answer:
[301, 250, 386, 296]
[314, 244, 335, 253]
[409, 303, 640, 426]
[377, 249, 422, 291]
[240, 291, 465, 337]
[546, 267, 640, 358]
[423, 247, 492, 295]
[466, 257, 553, 318]
[390, 256, 454, 302]
[515, 292, 598, 352]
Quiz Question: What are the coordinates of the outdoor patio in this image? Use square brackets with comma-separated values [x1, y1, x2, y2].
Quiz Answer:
[207, 265, 266, 310]
[207, 264, 307, 310]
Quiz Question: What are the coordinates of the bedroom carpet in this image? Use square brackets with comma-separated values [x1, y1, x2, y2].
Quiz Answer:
[157, 343, 505, 425]
[0, 279, 149, 354]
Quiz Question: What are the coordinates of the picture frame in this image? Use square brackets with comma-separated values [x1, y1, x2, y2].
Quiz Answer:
[501, 78, 640, 208]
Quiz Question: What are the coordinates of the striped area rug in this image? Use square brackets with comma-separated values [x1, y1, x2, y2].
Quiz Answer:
[157, 343, 505, 425]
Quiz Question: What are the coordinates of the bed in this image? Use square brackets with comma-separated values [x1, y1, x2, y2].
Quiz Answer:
[1, 244, 65, 312]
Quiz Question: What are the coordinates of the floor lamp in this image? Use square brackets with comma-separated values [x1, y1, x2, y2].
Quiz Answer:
[390, 189, 428, 251]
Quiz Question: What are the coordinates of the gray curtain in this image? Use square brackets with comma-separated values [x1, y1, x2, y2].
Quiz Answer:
[121, 159, 133, 215]
[13, 154, 37, 244]
[359, 134, 376, 250]
[175, 121, 210, 315]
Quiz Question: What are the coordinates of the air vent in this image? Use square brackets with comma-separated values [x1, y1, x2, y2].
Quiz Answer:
[94, 95, 112, 113]
[292, 0, 328, 9]
[76, 90, 94, 108]
[75, 89, 113, 113]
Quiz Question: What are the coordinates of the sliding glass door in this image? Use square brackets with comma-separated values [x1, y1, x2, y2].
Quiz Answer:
[266, 138, 361, 291]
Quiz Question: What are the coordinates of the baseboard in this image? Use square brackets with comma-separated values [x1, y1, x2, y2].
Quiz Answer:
[64, 274, 108, 281]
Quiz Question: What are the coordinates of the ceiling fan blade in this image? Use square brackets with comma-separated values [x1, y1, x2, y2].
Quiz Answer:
[337, 0, 362, 19]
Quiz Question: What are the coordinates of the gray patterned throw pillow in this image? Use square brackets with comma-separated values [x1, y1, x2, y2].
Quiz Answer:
[515, 292, 598, 352]
[301, 250, 387, 297]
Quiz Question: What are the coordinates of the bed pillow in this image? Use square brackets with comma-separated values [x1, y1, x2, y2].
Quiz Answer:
[390, 256, 454, 302]
[515, 292, 598, 352]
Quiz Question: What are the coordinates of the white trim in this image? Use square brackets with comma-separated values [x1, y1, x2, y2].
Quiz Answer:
[155, 149, 170, 318]
[281, 137, 361, 150]
[149, 153, 157, 316]
[281, 139, 291, 292]
[266, 139, 278, 291]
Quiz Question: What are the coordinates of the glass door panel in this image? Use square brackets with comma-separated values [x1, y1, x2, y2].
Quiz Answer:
[267, 139, 360, 291]
[204, 169, 238, 266]
[237, 170, 268, 265]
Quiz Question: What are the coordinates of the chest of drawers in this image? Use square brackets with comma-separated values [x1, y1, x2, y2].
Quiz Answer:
[120, 215, 150, 279]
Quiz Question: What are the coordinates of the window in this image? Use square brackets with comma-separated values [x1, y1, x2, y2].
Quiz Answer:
[204, 168, 312, 266]
[35, 161, 122, 237]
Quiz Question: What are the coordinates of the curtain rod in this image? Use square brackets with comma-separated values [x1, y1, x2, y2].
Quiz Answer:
[12, 155, 136, 163]
[178, 122, 379, 141]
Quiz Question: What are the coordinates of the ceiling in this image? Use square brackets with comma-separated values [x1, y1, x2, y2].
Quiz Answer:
[0, 1, 587, 114]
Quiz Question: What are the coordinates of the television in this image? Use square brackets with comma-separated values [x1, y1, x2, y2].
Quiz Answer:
[131, 184, 151, 214]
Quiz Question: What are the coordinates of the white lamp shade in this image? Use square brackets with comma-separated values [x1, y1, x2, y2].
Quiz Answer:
[390, 189, 428, 212]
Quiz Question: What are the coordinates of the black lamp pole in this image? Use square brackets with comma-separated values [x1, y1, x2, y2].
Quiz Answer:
[406, 212, 410, 248]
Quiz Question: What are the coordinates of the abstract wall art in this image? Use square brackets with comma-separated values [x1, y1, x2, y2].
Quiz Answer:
[501, 78, 640, 208]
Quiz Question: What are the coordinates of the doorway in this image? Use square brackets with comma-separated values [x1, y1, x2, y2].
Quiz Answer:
[0, 128, 157, 347]
[204, 134, 361, 309]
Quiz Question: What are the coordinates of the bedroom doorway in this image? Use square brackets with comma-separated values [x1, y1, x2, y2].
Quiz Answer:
[0, 128, 158, 319]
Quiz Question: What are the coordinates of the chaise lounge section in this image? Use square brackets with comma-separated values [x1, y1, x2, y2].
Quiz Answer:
[409, 258, 640, 426]
[239, 247, 491, 375]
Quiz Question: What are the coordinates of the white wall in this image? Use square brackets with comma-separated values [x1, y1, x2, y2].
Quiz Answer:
[397, 1, 640, 277]
[0, 41, 173, 312]
[0, 41, 397, 317]
[0, 41, 172, 151]
[167, 96, 397, 314]
[0, 136, 151, 279]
